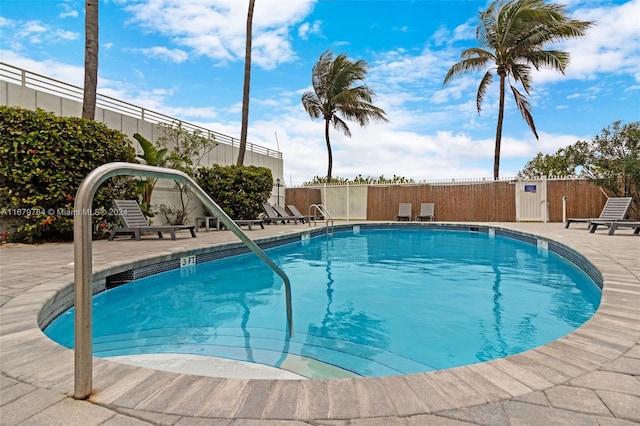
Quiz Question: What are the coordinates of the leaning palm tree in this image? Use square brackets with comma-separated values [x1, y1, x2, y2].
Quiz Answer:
[443, 0, 593, 180]
[237, 0, 256, 166]
[82, 0, 98, 120]
[302, 50, 388, 183]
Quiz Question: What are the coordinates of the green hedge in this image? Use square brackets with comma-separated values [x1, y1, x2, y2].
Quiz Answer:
[197, 165, 272, 219]
[0, 106, 138, 243]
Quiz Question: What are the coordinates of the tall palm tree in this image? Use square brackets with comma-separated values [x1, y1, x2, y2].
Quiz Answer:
[237, 0, 256, 166]
[82, 0, 98, 120]
[302, 50, 388, 183]
[443, 0, 593, 180]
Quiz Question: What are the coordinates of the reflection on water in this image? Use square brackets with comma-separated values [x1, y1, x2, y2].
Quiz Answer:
[45, 228, 601, 377]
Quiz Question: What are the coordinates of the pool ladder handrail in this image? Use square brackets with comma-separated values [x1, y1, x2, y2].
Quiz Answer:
[308, 203, 334, 232]
[72, 162, 293, 400]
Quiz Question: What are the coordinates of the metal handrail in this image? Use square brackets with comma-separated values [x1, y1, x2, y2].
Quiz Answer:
[308, 204, 334, 231]
[73, 162, 293, 399]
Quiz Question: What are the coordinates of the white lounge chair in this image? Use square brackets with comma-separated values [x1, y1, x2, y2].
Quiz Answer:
[589, 220, 640, 235]
[416, 203, 435, 221]
[396, 203, 412, 221]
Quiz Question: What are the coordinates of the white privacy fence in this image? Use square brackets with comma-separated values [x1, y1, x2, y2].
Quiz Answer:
[319, 184, 369, 220]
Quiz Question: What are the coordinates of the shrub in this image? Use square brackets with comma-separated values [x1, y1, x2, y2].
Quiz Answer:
[0, 106, 138, 243]
[197, 165, 272, 219]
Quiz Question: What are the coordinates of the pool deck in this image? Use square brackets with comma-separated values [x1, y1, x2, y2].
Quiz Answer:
[1, 222, 638, 425]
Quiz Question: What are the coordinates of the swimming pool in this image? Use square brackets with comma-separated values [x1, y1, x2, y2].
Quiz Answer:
[44, 225, 601, 378]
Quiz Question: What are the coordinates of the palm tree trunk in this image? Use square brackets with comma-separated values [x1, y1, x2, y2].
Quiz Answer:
[325, 118, 333, 183]
[494, 70, 507, 180]
[82, 0, 98, 120]
[237, 0, 255, 166]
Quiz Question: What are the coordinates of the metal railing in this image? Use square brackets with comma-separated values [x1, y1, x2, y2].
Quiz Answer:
[73, 162, 293, 399]
[308, 204, 334, 232]
[0, 62, 281, 159]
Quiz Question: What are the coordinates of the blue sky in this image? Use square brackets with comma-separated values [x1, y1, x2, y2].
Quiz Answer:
[1, 0, 638, 185]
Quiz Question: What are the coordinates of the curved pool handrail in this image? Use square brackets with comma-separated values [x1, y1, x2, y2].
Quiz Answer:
[309, 203, 334, 231]
[73, 162, 293, 399]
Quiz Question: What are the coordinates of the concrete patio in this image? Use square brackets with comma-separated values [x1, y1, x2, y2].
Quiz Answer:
[1, 222, 638, 425]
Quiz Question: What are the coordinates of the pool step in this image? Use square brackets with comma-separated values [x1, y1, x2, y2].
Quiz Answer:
[91, 326, 436, 377]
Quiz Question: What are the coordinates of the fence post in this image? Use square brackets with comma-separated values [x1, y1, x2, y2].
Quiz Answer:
[562, 196, 568, 223]
[346, 182, 350, 221]
[323, 183, 327, 208]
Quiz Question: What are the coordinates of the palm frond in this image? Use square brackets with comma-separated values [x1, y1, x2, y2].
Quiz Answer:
[443, 54, 493, 86]
[338, 100, 388, 126]
[510, 84, 539, 140]
[311, 50, 334, 100]
[301, 92, 322, 120]
[476, 71, 493, 113]
[460, 47, 495, 61]
[510, 63, 533, 94]
[331, 115, 351, 138]
[522, 50, 570, 72]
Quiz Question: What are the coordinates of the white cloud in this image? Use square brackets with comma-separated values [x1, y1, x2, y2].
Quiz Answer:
[58, 3, 79, 19]
[371, 48, 447, 88]
[59, 10, 79, 19]
[0, 50, 84, 84]
[123, 0, 315, 69]
[252, 28, 296, 70]
[2, 18, 79, 49]
[431, 20, 476, 46]
[136, 46, 189, 63]
[298, 20, 322, 40]
[535, 0, 640, 83]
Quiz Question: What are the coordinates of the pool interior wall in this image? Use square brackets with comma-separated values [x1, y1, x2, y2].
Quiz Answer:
[51, 223, 604, 300]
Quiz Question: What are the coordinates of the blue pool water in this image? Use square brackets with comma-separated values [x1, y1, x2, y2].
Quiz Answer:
[45, 227, 601, 378]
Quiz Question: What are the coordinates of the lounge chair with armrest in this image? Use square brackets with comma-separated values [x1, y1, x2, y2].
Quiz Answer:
[589, 220, 640, 235]
[565, 197, 633, 228]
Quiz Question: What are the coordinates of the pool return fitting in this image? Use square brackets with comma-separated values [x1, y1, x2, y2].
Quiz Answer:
[73, 162, 294, 399]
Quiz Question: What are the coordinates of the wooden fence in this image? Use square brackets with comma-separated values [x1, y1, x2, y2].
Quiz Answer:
[285, 179, 618, 223]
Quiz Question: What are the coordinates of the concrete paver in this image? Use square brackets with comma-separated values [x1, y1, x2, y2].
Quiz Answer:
[596, 390, 640, 423]
[544, 385, 612, 416]
[1, 222, 639, 424]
